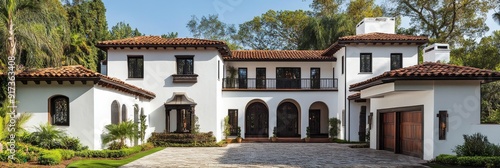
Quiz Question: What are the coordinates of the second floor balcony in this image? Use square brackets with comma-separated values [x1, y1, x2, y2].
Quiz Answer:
[222, 78, 338, 91]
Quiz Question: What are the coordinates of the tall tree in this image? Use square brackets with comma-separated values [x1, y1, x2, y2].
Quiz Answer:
[64, 0, 109, 71]
[0, 0, 70, 69]
[187, 14, 241, 50]
[388, 0, 495, 46]
[298, 14, 350, 50]
[109, 21, 143, 40]
[308, 0, 345, 16]
[346, 0, 383, 30]
[161, 32, 178, 39]
[236, 10, 310, 50]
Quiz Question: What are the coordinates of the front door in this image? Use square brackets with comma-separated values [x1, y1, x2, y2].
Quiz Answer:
[277, 102, 299, 137]
[309, 110, 321, 135]
[245, 102, 268, 137]
[358, 106, 367, 142]
[238, 68, 247, 89]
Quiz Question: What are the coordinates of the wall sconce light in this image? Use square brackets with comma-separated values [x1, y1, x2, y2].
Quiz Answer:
[437, 110, 448, 140]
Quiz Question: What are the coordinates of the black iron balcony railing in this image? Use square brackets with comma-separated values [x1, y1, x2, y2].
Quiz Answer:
[222, 78, 338, 90]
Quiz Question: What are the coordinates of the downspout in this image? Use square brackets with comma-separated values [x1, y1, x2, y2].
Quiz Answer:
[344, 47, 348, 141]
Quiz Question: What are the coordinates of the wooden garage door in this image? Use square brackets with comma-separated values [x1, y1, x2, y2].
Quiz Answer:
[400, 111, 423, 158]
[381, 112, 395, 152]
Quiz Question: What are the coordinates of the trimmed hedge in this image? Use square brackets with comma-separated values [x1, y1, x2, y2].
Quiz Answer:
[38, 150, 62, 165]
[148, 132, 222, 147]
[75, 145, 143, 158]
[55, 149, 75, 160]
[435, 154, 500, 167]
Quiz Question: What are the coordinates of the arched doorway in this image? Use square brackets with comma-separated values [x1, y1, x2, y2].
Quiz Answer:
[245, 102, 268, 137]
[277, 102, 299, 137]
[309, 102, 329, 138]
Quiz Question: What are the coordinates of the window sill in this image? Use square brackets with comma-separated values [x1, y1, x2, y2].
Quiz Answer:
[172, 74, 198, 83]
[127, 78, 144, 80]
[358, 72, 373, 74]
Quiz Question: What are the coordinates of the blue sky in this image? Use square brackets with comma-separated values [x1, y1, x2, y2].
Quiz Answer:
[102, 0, 499, 38]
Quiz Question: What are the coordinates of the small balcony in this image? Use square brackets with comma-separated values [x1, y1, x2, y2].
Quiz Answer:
[222, 78, 338, 91]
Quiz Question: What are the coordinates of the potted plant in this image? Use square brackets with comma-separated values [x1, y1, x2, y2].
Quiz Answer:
[223, 116, 231, 143]
[271, 127, 277, 142]
[305, 126, 311, 143]
[236, 126, 242, 143]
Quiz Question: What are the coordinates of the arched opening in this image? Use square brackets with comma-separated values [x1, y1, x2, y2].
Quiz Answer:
[122, 104, 128, 122]
[277, 100, 300, 137]
[111, 100, 120, 124]
[49, 95, 70, 126]
[309, 101, 329, 138]
[245, 100, 269, 137]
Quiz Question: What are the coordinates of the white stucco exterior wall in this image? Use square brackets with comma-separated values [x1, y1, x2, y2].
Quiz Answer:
[106, 48, 224, 141]
[16, 82, 96, 149]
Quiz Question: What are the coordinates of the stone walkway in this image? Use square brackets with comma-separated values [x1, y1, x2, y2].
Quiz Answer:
[121, 143, 428, 168]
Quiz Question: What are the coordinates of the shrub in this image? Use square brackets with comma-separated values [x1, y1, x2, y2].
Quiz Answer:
[434, 154, 458, 165]
[140, 143, 154, 151]
[75, 146, 143, 158]
[61, 136, 88, 151]
[30, 124, 66, 149]
[108, 141, 127, 150]
[453, 133, 500, 156]
[54, 149, 75, 160]
[329, 118, 341, 139]
[38, 150, 62, 165]
[148, 132, 216, 146]
[434, 154, 500, 167]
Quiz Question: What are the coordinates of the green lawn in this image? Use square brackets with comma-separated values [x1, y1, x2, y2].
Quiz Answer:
[67, 147, 165, 168]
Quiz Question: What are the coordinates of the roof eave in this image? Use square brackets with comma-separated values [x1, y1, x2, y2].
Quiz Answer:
[349, 76, 500, 91]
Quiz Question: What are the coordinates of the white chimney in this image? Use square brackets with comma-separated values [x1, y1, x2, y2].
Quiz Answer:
[423, 43, 450, 63]
[356, 17, 396, 35]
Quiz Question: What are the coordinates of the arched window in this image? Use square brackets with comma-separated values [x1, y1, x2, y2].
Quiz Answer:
[49, 95, 70, 126]
[122, 105, 128, 122]
[111, 100, 120, 124]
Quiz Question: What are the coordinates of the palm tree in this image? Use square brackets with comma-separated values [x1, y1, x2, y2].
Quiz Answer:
[31, 123, 66, 149]
[0, 0, 70, 70]
[102, 121, 137, 149]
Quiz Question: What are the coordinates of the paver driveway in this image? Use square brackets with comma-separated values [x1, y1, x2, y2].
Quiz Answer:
[122, 143, 428, 168]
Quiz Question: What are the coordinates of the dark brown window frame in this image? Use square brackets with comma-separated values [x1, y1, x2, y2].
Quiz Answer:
[175, 55, 195, 75]
[127, 55, 144, 78]
[228, 109, 238, 136]
[360, 53, 372, 73]
[310, 68, 321, 89]
[49, 95, 70, 126]
[256, 68, 266, 89]
[390, 53, 403, 70]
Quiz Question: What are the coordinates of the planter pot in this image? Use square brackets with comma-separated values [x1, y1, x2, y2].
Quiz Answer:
[271, 137, 277, 142]
[305, 138, 311, 143]
[226, 138, 232, 144]
[236, 137, 242, 143]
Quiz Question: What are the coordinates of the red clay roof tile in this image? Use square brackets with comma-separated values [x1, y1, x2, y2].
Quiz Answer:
[14, 66, 155, 100]
[350, 62, 500, 91]
[225, 50, 335, 61]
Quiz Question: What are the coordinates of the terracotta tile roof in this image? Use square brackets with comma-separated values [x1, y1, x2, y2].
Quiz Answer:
[350, 62, 500, 91]
[13, 66, 156, 100]
[347, 93, 361, 100]
[322, 33, 429, 56]
[225, 50, 335, 61]
[96, 36, 231, 57]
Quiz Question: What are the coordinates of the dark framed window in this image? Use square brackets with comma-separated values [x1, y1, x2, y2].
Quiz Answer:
[218, 61, 220, 80]
[341, 56, 344, 74]
[176, 56, 194, 75]
[256, 68, 266, 89]
[276, 68, 301, 89]
[390, 53, 403, 70]
[228, 110, 238, 136]
[49, 95, 70, 126]
[111, 100, 120, 124]
[310, 68, 320, 89]
[238, 68, 247, 89]
[438, 111, 448, 140]
[127, 56, 144, 78]
[121, 104, 127, 122]
[360, 53, 372, 73]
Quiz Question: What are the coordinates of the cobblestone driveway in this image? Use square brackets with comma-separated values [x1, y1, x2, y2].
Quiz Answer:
[122, 143, 428, 168]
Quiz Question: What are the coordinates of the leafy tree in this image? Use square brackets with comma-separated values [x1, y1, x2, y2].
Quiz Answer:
[236, 10, 310, 50]
[64, 0, 109, 71]
[299, 14, 350, 50]
[161, 32, 178, 38]
[308, 0, 345, 16]
[345, 0, 383, 31]
[0, 0, 70, 70]
[102, 121, 137, 149]
[187, 14, 241, 50]
[388, 0, 495, 46]
[110, 21, 143, 40]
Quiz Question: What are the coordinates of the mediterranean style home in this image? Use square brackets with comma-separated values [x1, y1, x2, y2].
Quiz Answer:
[9, 17, 500, 160]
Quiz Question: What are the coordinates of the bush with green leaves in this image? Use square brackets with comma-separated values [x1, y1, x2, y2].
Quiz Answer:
[75, 145, 143, 158]
[453, 133, 500, 156]
[329, 118, 341, 139]
[54, 149, 75, 160]
[38, 150, 62, 165]
[102, 121, 137, 150]
[435, 154, 500, 167]
[29, 123, 66, 149]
